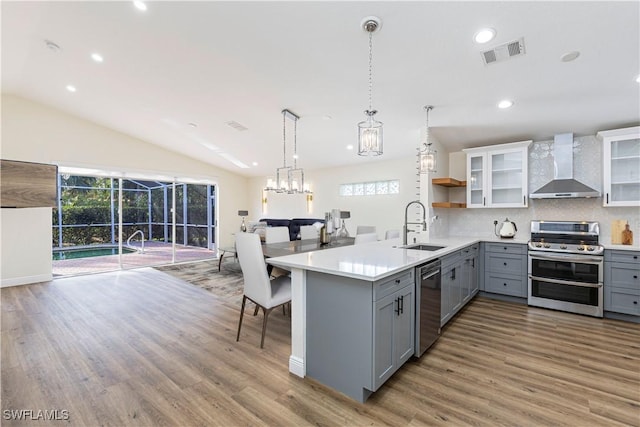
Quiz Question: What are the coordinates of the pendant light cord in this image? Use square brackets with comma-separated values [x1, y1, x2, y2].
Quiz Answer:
[368, 30, 373, 112]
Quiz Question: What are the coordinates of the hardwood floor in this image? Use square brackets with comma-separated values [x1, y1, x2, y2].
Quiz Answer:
[2, 268, 639, 426]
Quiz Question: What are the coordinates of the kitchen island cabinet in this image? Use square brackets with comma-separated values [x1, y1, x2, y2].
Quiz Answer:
[306, 269, 415, 402]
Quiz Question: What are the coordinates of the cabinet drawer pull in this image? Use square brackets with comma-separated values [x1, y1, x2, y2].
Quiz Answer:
[395, 298, 401, 315]
[400, 295, 404, 314]
[503, 247, 507, 250]
[634, 275, 638, 279]
[634, 301, 638, 305]
[395, 279, 401, 284]
[503, 262, 507, 266]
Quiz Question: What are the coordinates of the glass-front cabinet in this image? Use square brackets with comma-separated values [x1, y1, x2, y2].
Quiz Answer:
[464, 140, 531, 208]
[598, 126, 640, 207]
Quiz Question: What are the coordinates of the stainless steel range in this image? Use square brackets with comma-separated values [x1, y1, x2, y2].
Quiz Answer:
[527, 220, 604, 317]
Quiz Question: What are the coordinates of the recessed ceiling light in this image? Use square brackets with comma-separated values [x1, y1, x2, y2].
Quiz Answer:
[636, 74, 640, 83]
[346, 144, 354, 150]
[252, 161, 258, 166]
[133, 1, 147, 11]
[560, 51, 580, 62]
[474, 28, 496, 44]
[66, 85, 77, 93]
[498, 99, 514, 109]
[188, 122, 198, 128]
[91, 53, 104, 63]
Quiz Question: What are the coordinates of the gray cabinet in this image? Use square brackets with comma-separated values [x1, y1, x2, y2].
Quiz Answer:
[484, 242, 527, 297]
[441, 243, 480, 327]
[373, 283, 414, 390]
[604, 250, 640, 315]
[462, 244, 480, 303]
[306, 268, 415, 403]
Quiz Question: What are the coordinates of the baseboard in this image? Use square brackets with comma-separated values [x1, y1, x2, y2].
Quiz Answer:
[289, 355, 305, 378]
[1, 274, 53, 288]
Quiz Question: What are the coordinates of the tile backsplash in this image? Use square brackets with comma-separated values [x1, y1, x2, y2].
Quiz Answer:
[444, 134, 639, 244]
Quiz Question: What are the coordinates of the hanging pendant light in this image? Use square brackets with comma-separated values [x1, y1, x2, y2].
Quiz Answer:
[286, 109, 306, 194]
[419, 105, 437, 174]
[357, 17, 383, 156]
[265, 109, 311, 195]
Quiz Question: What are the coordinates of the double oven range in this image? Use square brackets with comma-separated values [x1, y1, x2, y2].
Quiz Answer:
[528, 220, 604, 317]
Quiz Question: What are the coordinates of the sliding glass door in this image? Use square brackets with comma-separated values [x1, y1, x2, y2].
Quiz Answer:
[53, 172, 218, 277]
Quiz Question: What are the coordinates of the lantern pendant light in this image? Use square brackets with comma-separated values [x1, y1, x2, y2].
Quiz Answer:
[357, 17, 383, 156]
[419, 105, 437, 174]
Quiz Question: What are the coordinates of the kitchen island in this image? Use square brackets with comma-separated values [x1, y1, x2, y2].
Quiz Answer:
[266, 237, 477, 402]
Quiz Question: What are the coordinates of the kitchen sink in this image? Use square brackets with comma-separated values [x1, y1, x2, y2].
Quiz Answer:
[401, 244, 446, 251]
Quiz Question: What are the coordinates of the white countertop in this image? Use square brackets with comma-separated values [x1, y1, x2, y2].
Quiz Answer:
[267, 234, 638, 282]
[266, 237, 482, 282]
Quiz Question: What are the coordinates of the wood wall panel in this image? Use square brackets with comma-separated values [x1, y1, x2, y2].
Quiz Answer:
[0, 159, 57, 208]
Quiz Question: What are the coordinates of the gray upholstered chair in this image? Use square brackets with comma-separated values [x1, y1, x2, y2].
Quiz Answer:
[356, 225, 376, 235]
[235, 232, 291, 348]
[265, 226, 290, 243]
[299, 225, 318, 240]
[354, 232, 378, 245]
[385, 229, 400, 239]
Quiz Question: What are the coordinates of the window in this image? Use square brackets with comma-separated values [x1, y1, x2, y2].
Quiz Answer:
[339, 180, 399, 197]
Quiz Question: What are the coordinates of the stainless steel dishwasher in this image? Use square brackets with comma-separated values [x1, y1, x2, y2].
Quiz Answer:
[415, 259, 441, 357]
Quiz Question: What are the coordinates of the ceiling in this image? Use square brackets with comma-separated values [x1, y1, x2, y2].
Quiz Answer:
[2, 1, 639, 178]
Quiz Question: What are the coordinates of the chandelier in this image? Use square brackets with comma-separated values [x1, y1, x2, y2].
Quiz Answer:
[357, 17, 383, 156]
[265, 109, 310, 194]
[419, 105, 437, 174]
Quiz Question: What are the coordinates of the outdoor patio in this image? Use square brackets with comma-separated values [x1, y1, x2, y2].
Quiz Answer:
[52, 241, 218, 277]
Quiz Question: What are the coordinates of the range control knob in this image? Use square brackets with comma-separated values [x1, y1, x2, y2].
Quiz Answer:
[587, 246, 595, 251]
[535, 243, 542, 248]
[543, 243, 551, 248]
[578, 246, 585, 251]
[560, 245, 567, 249]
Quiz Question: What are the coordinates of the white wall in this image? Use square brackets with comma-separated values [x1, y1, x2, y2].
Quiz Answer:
[1, 94, 249, 286]
[0, 208, 53, 286]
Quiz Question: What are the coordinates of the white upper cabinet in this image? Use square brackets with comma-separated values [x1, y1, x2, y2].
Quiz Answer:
[598, 126, 640, 207]
[463, 140, 531, 208]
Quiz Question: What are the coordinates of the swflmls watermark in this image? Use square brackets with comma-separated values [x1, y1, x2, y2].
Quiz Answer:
[3, 409, 70, 421]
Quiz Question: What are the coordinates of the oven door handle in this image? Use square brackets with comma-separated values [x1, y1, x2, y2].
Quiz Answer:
[528, 252, 603, 264]
[528, 275, 603, 288]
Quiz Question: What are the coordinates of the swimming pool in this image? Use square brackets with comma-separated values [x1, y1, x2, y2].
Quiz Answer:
[52, 246, 137, 261]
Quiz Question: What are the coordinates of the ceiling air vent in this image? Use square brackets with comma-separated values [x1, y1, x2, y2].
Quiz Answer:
[225, 120, 248, 131]
[481, 37, 526, 65]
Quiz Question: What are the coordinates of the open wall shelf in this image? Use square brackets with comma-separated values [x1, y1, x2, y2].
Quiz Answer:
[432, 178, 467, 208]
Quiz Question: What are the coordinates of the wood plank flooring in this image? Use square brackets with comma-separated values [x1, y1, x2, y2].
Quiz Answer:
[2, 268, 639, 426]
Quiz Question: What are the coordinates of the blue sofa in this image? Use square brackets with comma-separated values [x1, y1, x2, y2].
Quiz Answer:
[259, 218, 325, 241]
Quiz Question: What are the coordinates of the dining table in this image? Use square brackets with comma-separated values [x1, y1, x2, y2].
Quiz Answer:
[262, 237, 355, 263]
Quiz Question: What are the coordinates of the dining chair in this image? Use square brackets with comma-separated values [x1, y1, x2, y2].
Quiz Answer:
[235, 232, 291, 348]
[385, 229, 400, 239]
[265, 226, 290, 243]
[354, 232, 378, 245]
[356, 225, 376, 235]
[299, 225, 318, 240]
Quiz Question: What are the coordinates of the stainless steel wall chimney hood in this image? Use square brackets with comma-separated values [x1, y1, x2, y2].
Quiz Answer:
[529, 133, 600, 199]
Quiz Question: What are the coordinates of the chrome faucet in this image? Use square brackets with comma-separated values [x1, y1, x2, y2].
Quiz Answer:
[403, 200, 427, 245]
